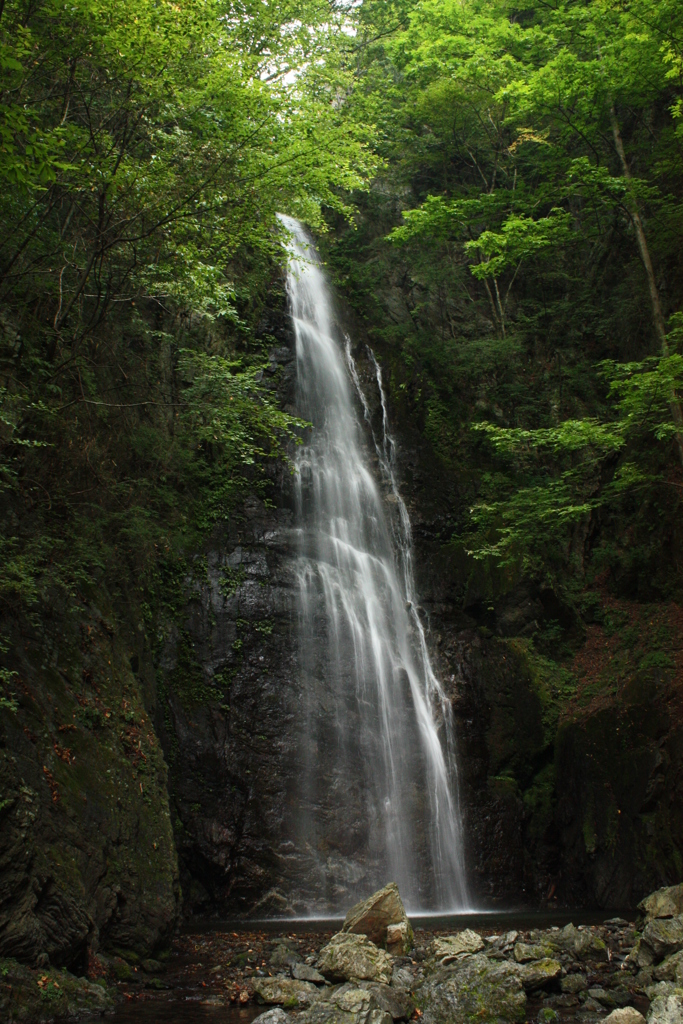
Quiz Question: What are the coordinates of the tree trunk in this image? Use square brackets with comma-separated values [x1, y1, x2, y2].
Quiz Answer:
[609, 105, 683, 467]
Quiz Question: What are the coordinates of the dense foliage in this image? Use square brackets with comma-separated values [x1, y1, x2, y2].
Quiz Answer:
[0, 0, 374, 646]
[3, 0, 683, 685]
[325, 0, 683, 607]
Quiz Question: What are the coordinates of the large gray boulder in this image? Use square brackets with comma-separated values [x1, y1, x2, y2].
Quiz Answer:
[643, 917, 683, 962]
[648, 993, 683, 1024]
[342, 884, 413, 955]
[318, 933, 394, 985]
[640, 887, 683, 923]
[354, 982, 414, 1020]
[655, 952, 683, 983]
[604, 1010, 646, 1024]
[419, 954, 526, 1024]
[253, 977, 321, 1008]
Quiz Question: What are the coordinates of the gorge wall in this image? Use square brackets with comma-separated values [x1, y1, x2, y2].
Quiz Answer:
[153, 284, 683, 918]
[2, 276, 683, 973]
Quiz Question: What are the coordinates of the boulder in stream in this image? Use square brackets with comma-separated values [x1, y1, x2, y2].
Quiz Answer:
[342, 883, 413, 955]
[418, 953, 526, 1024]
[648, 993, 683, 1024]
[318, 933, 394, 985]
[639, 886, 683, 923]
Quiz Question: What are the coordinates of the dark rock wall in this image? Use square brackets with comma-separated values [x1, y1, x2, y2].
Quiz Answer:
[156, 496, 302, 914]
[0, 601, 180, 968]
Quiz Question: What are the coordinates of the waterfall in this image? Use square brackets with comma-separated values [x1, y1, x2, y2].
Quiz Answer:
[280, 215, 470, 913]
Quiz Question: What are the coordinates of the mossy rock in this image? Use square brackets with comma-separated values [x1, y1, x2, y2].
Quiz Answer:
[420, 954, 526, 1024]
[0, 958, 114, 1021]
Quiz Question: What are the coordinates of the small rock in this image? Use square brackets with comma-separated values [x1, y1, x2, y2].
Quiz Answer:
[605, 919, 631, 929]
[638, 886, 683, 923]
[141, 958, 164, 974]
[357, 981, 414, 1020]
[342, 883, 413, 954]
[603, 1010, 646, 1024]
[252, 1009, 292, 1024]
[588, 988, 617, 1008]
[520, 959, 562, 990]
[271, 943, 304, 969]
[391, 966, 414, 989]
[432, 930, 485, 963]
[514, 942, 557, 964]
[112, 957, 135, 981]
[630, 938, 657, 969]
[547, 993, 580, 1008]
[292, 963, 326, 984]
[583, 997, 607, 1012]
[575, 927, 610, 962]
[538, 1011, 560, 1024]
[387, 923, 411, 956]
[562, 974, 588, 994]
[634, 967, 655, 989]
[144, 977, 169, 990]
[611, 987, 636, 1007]
[318, 933, 393, 985]
[253, 976, 321, 1008]
[557, 924, 609, 962]
[333, 988, 380, 1015]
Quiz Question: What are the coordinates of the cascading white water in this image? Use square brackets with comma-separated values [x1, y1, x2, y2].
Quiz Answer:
[280, 215, 470, 912]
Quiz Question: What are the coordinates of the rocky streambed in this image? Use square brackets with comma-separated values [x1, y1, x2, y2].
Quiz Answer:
[5, 883, 683, 1023]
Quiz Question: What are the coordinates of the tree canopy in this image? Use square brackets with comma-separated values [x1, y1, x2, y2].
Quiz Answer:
[0, 0, 375, 613]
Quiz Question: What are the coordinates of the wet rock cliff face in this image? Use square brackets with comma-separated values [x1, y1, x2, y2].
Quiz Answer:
[156, 313, 450, 917]
[154, 308, 303, 915]
[160, 304, 683, 916]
